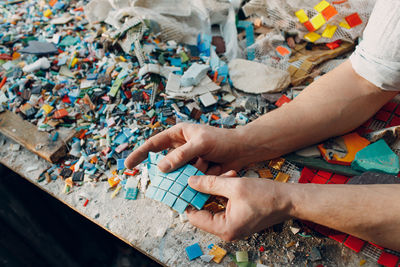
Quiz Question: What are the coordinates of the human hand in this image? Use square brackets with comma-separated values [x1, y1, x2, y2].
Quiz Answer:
[125, 123, 253, 175]
[186, 172, 293, 241]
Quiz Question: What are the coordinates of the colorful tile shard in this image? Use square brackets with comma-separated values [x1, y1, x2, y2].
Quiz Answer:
[145, 152, 210, 213]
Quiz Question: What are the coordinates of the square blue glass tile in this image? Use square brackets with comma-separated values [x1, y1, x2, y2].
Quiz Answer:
[169, 182, 185, 196]
[117, 158, 125, 171]
[162, 192, 177, 207]
[154, 188, 167, 201]
[172, 197, 189, 214]
[165, 170, 181, 181]
[159, 178, 173, 191]
[191, 192, 209, 210]
[145, 186, 157, 199]
[180, 186, 196, 202]
[183, 164, 197, 176]
[176, 173, 190, 186]
[125, 187, 138, 200]
[185, 243, 203, 261]
[151, 175, 163, 187]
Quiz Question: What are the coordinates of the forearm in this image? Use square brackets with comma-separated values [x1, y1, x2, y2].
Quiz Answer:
[236, 60, 397, 162]
[287, 183, 400, 251]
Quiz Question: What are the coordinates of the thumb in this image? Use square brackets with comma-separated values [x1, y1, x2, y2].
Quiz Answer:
[188, 175, 232, 197]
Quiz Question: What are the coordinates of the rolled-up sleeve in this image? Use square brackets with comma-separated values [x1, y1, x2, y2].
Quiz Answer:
[350, 0, 400, 91]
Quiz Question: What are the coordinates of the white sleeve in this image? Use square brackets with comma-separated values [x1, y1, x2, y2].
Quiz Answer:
[349, 0, 400, 91]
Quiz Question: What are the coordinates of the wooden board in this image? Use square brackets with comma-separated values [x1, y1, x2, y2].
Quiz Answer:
[0, 110, 75, 163]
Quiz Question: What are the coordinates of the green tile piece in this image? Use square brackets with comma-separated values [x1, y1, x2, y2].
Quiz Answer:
[236, 251, 249, 262]
[351, 139, 400, 175]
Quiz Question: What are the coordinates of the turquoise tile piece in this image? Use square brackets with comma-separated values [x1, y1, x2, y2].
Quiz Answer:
[154, 188, 167, 201]
[352, 139, 400, 175]
[185, 243, 203, 261]
[162, 192, 177, 207]
[176, 173, 190, 185]
[125, 187, 138, 200]
[169, 182, 185, 196]
[146, 152, 210, 213]
[180, 187, 196, 202]
[183, 164, 198, 176]
[191, 192, 210, 210]
[159, 178, 173, 191]
[145, 186, 157, 199]
[172, 198, 189, 214]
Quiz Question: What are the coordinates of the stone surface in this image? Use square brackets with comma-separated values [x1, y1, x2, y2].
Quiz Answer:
[228, 59, 290, 94]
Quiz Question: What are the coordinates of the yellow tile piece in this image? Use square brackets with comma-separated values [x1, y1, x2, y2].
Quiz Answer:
[310, 13, 326, 30]
[295, 9, 309, 23]
[70, 57, 79, 68]
[304, 32, 321, 43]
[339, 19, 351, 29]
[274, 172, 290, 183]
[268, 158, 285, 170]
[209, 245, 227, 264]
[314, 0, 330, 12]
[42, 104, 54, 114]
[43, 9, 52, 17]
[322, 24, 337, 38]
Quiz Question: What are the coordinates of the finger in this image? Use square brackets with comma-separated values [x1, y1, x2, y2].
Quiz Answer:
[188, 175, 233, 197]
[193, 157, 209, 174]
[206, 165, 222, 175]
[124, 129, 176, 169]
[186, 208, 227, 236]
[221, 170, 237, 177]
[158, 141, 203, 172]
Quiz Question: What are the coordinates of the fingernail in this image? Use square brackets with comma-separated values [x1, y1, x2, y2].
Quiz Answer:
[188, 176, 199, 185]
[158, 160, 171, 172]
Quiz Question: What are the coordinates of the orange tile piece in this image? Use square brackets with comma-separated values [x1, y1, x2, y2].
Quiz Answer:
[345, 13, 362, 28]
[276, 46, 291, 57]
[54, 108, 69, 119]
[108, 176, 120, 188]
[322, 5, 338, 20]
[318, 132, 370, 165]
[49, 0, 58, 7]
[303, 21, 315, 32]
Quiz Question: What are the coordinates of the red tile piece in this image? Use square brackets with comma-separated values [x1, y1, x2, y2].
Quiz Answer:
[299, 167, 316, 183]
[383, 102, 397, 112]
[375, 110, 391, 122]
[345, 13, 363, 28]
[316, 170, 332, 179]
[344, 235, 365, 252]
[329, 231, 348, 243]
[329, 174, 349, 184]
[389, 116, 400, 127]
[377, 251, 399, 267]
[275, 95, 291, 107]
[311, 175, 328, 184]
[303, 21, 316, 32]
